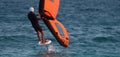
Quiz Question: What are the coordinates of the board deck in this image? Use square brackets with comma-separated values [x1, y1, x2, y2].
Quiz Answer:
[38, 40, 52, 45]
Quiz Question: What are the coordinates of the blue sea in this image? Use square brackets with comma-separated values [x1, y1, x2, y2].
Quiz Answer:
[0, 0, 120, 57]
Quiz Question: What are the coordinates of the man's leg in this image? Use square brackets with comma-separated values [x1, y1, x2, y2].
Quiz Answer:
[38, 30, 51, 44]
[37, 30, 45, 43]
[41, 31, 44, 43]
[37, 31, 41, 41]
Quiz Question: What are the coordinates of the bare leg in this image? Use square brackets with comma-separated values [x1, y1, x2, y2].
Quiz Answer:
[37, 30, 45, 43]
[41, 31, 44, 43]
[38, 30, 50, 44]
[38, 30, 51, 45]
[37, 31, 40, 41]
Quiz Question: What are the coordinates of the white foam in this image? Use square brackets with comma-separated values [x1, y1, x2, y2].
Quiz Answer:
[47, 44, 55, 52]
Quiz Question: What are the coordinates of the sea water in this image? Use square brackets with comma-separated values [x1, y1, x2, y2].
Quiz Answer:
[0, 0, 120, 57]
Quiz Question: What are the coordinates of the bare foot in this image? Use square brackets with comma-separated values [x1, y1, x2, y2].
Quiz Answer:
[41, 40, 49, 43]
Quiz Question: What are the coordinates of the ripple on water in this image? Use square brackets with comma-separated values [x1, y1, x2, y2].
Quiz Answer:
[92, 36, 119, 43]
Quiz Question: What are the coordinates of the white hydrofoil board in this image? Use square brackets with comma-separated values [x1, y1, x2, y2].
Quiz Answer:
[38, 40, 52, 45]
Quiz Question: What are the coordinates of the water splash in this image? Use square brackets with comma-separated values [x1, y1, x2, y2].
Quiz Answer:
[47, 44, 55, 52]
